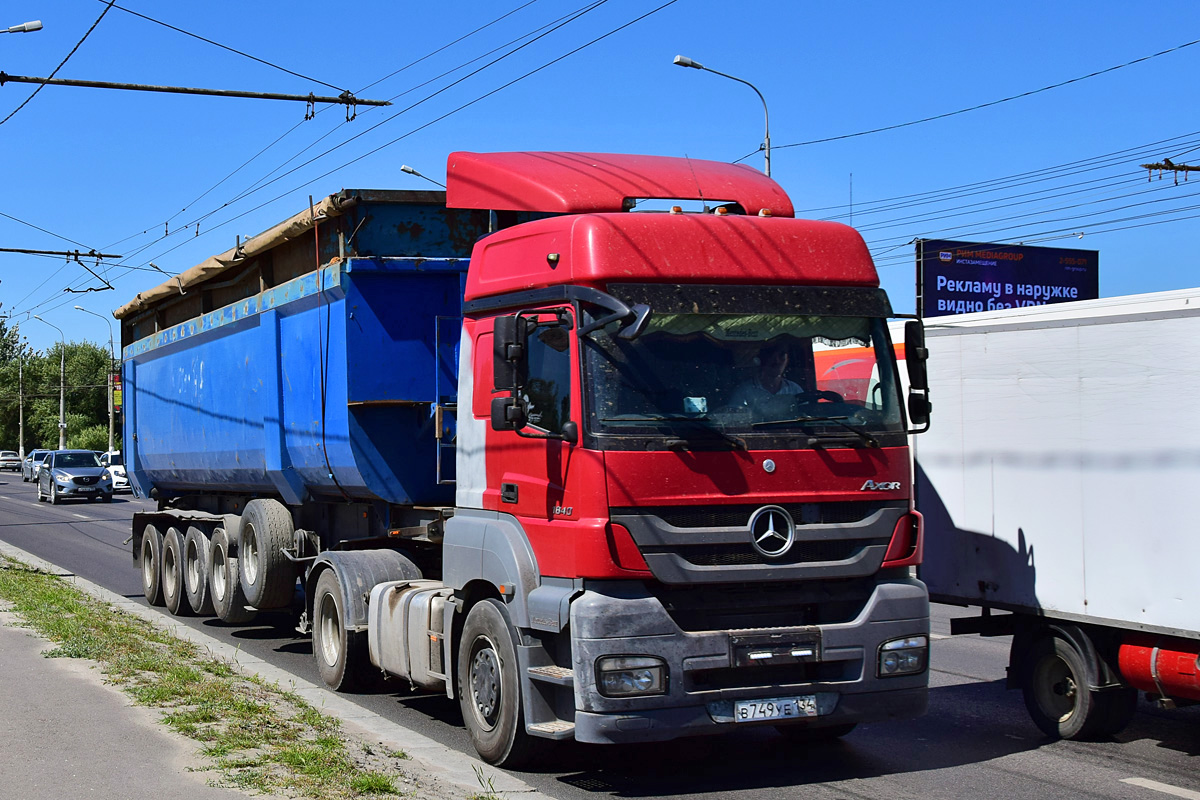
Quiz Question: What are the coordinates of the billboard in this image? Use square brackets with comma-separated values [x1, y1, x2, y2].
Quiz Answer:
[919, 239, 1098, 318]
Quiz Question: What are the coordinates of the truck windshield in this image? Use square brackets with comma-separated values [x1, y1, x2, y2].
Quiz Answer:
[580, 287, 905, 450]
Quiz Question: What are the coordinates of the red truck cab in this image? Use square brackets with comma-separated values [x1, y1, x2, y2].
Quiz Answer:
[440, 152, 930, 762]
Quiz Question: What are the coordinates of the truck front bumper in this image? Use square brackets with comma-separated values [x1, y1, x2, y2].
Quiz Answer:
[569, 578, 929, 745]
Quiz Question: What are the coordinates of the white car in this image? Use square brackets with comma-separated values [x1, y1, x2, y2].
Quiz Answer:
[99, 450, 130, 493]
[0, 451, 20, 472]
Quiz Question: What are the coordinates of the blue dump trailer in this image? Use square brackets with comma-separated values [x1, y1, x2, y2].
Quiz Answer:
[121, 190, 485, 509]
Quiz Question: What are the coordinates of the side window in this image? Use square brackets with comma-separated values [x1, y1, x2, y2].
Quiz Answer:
[523, 323, 572, 434]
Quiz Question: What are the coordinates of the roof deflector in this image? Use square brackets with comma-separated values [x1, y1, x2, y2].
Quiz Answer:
[445, 151, 794, 217]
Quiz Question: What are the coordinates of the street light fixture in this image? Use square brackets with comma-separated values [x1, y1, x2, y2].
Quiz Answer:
[673, 54, 772, 178]
[33, 315, 67, 450]
[75, 305, 116, 453]
[2, 20, 43, 34]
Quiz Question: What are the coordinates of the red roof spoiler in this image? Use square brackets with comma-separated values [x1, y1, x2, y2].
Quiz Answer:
[445, 151, 794, 217]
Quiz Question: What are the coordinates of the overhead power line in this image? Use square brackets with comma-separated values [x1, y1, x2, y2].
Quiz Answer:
[0, 1, 115, 127]
[745, 36, 1200, 159]
[0, 73, 390, 108]
[103, 1, 348, 93]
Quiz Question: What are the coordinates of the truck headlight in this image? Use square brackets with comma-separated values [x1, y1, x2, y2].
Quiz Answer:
[878, 635, 928, 677]
[596, 655, 667, 697]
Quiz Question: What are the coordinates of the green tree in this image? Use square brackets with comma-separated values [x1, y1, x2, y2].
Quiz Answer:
[0, 329, 112, 453]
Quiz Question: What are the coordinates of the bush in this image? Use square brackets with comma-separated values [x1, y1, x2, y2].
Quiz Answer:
[68, 424, 109, 452]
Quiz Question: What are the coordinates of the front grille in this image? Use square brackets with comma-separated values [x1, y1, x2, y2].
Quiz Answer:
[613, 501, 891, 529]
[73, 476, 97, 485]
[686, 661, 853, 691]
[660, 539, 866, 567]
[649, 579, 878, 632]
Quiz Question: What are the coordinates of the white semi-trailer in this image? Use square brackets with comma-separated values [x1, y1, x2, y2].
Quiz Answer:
[916, 288, 1200, 739]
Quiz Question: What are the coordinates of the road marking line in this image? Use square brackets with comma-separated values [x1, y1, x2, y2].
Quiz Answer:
[1123, 778, 1200, 800]
[930, 633, 949, 640]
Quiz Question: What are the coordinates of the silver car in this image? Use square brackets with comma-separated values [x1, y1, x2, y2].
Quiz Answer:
[22, 449, 51, 482]
[37, 450, 114, 504]
[0, 451, 20, 472]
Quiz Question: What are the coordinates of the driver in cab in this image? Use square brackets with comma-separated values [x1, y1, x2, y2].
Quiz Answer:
[729, 341, 804, 408]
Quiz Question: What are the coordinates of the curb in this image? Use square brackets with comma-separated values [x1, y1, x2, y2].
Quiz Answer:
[0, 539, 553, 800]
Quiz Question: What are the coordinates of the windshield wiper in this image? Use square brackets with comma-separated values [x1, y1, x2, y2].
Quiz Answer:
[601, 416, 746, 450]
[751, 415, 879, 447]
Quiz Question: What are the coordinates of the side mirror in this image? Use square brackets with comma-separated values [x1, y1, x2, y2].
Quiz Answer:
[490, 396, 527, 432]
[493, 315, 529, 391]
[904, 320, 929, 391]
[908, 393, 931, 429]
[617, 303, 652, 340]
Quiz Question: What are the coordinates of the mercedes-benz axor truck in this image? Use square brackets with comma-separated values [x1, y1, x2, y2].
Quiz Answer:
[117, 151, 932, 766]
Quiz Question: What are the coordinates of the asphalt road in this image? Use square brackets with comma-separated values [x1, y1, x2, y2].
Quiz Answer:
[1, 471, 1197, 800]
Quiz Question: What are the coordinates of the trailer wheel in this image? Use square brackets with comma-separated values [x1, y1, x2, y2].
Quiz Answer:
[457, 599, 541, 767]
[312, 569, 374, 691]
[183, 525, 214, 616]
[161, 526, 192, 616]
[209, 525, 255, 624]
[140, 524, 165, 607]
[1022, 633, 1110, 740]
[239, 499, 296, 610]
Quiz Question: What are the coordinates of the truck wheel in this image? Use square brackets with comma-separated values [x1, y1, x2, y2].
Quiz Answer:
[161, 526, 192, 616]
[457, 598, 541, 767]
[239, 499, 296, 610]
[312, 569, 374, 691]
[1022, 633, 1109, 740]
[183, 525, 215, 616]
[209, 525, 255, 624]
[141, 524, 165, 607]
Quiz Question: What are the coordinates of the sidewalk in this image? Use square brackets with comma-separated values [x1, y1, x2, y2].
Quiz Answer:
[0, 603, 251, 800]
[0, 541, 551, 800]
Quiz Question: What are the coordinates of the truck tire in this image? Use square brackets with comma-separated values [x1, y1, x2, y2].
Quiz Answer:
[238, 499, 296, 610]
[312, 568, 376, 691]
[161, 526, 192, 616]
[183, 525, 215, 616]
[209, 525, 256, 624]
[1022, 633, 1110, 740]
[457, 598, 541, 767]
[141, 524, 165, 607]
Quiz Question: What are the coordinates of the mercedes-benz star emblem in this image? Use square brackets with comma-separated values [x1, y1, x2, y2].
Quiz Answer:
[748, 505, 795, 559]
[762, 459, 776, 474]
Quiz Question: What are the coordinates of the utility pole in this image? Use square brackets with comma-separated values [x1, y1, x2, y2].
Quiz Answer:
[75, 306, 116, 452]
[34, 316, 66, 450]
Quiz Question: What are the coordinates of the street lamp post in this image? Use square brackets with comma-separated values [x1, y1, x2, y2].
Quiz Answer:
[75, 306, 116, 453]
[2, 20, 43, 34]
[673, 55, 771, 178]
[34, 315, 66, 450]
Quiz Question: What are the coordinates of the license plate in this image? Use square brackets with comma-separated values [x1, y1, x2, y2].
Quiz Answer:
[734, 695, 818, 722]
[77, 487, 94, 493]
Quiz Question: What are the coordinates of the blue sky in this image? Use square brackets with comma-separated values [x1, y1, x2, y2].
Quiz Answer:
[3, 0, 1199, 351]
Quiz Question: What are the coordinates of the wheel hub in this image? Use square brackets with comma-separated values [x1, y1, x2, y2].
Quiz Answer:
[470, 643, 501, 728]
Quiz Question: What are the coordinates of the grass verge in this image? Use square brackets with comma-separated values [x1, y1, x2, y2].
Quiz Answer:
[0, 556, 413, 799]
